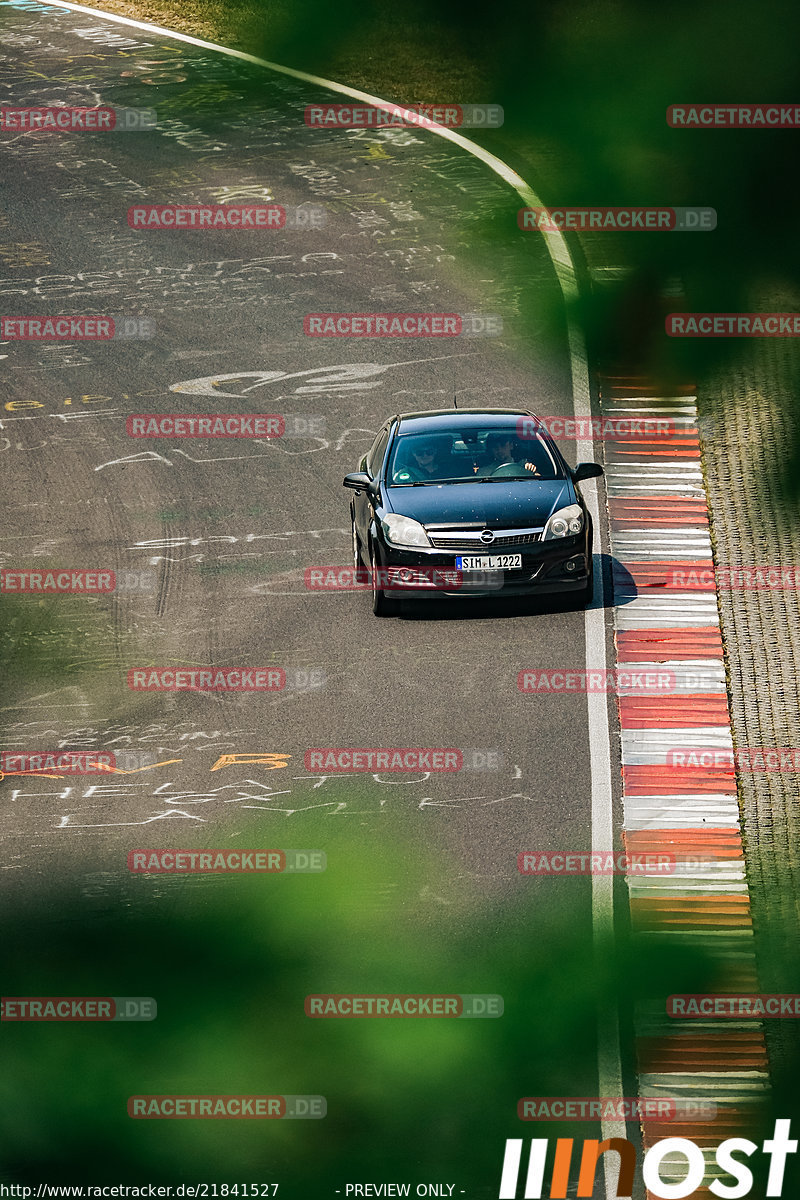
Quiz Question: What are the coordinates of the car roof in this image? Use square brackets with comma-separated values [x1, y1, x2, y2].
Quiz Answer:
[393, 409, 540, 436]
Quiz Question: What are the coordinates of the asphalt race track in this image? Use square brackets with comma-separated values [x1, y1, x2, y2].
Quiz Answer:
[0, 3, 624, 1194]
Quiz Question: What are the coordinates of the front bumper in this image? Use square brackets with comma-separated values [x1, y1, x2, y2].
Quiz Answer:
[373, 534, 591, 599]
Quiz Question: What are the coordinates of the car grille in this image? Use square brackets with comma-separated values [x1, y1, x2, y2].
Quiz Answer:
[427, 528, 542, 550]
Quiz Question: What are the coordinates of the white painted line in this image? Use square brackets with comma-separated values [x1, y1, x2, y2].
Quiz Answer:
[605, 409, 699, 417]
[637, 873, 748, 886]
[612, 546, 713, 560]
[633, 860, 747, 875]
[624, 796, 741, 808]
[632, 874, 748, 884]
[605, 465, 704, 475]
[606, 485, 707, 496]
[602, 403, 698, 410]
[616, 596, 720, 610]
[630, 882, 749, 895]
[602, 396, 698, 404]
[623, 752, 732, 768]
[607, 478, 706, 491]
[611, 539, 712, 549]
[621, 727, 734, 745]
[605, 482, 705, 490]
[615, 667, 727, 693]
[639, 1074, 769, 1095]
[616, 605, 721, 629]
[624, 816, 741, 831]
[622, 725, 733, 751]
[609, 528, 711, 539]
[611, 547, 713, 556]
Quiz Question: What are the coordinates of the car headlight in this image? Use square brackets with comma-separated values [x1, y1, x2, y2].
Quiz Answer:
[381, 514, 432, 549]
[543, 504, 584, 540]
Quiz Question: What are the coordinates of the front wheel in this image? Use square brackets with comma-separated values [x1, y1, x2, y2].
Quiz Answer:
[370, 542, 396, 617]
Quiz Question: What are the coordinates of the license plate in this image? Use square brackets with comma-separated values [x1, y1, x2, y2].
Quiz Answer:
[456, 554, 522, 571]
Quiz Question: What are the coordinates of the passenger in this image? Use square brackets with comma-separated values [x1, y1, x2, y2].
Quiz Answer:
[393, 438, 453, 482]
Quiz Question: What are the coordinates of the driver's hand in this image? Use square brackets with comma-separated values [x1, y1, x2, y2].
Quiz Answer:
[524, 462, 541, 475]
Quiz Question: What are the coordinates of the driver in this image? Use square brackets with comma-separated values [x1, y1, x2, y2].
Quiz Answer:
[477, 433, 541, 477]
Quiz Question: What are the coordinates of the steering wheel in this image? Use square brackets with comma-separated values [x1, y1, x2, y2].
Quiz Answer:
[490, 461, 518, 476]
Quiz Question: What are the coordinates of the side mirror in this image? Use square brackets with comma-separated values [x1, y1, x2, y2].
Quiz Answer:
[572, 462, 604, 483]
[343, 472, 372, 491]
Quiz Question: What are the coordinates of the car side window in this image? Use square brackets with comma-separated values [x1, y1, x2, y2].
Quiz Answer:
[366, 427, 390, 477]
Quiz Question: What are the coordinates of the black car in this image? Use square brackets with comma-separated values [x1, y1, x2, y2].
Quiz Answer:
[343, 409, 603, 615]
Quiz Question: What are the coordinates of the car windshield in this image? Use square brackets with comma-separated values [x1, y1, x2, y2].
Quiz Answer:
[387, 425, 562, 485]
